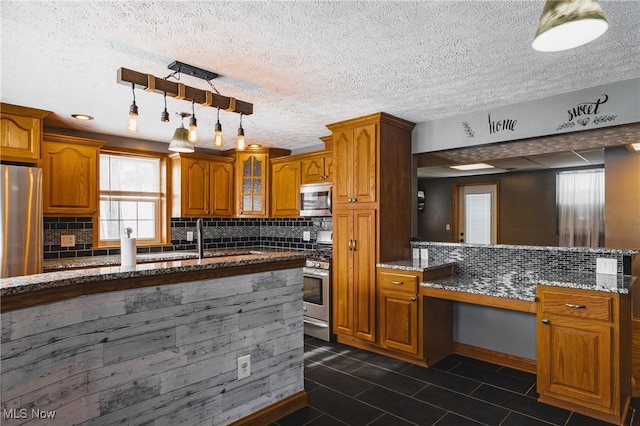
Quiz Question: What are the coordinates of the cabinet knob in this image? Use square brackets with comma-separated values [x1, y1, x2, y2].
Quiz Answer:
[541, 318, 550, 325]
[410, 297, 416, 302]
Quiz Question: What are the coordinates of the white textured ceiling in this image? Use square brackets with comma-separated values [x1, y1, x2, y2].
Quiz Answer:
[2, 1, 639, 153]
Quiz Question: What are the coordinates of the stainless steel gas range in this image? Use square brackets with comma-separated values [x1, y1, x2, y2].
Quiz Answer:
[303, 230, 333, 341]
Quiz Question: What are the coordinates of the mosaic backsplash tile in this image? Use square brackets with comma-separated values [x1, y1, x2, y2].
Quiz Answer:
[43, 216, 332, 259]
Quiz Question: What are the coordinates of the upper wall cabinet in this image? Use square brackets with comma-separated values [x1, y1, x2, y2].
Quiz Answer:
[271, 157, 300, 218]
[40, 134, 104, 216]
[236, 152, 269, 217]
[300, 152, 334, 185]
[170, 153, 235, 218]
[0, 103, 50, 163]
[331, 123, 377, 204]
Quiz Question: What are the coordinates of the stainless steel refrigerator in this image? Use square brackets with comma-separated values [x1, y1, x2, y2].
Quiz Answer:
[1, 164, 43, 277]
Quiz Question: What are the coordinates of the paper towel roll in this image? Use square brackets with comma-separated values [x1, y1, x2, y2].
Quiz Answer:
[121, 237, 137, 267]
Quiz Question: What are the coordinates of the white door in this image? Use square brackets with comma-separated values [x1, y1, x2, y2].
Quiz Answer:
[458, 184, 498, 244]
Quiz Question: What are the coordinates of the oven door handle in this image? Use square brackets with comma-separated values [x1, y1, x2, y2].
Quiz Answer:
[303, 268, 330, 279]
[304, 318, 330, 328]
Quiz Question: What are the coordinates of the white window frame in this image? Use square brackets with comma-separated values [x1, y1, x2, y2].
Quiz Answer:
[96, 149, 169, 247]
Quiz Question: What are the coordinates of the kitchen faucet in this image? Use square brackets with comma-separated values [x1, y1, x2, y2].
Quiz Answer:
[196, 218, 204, 260]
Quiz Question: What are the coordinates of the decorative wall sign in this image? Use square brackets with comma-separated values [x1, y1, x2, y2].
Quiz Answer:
[556, 94, 617, 130]
[413, 78, 639, 154]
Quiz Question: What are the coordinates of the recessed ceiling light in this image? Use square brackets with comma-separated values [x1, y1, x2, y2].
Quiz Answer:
[450, 163, 495, 171]
[71, 113, 94, 121]
[627, 143, 640, 153]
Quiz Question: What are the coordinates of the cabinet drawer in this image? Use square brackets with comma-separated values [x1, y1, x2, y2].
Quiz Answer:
[540, 290, 612, 322]
[378, 271, 418, 293]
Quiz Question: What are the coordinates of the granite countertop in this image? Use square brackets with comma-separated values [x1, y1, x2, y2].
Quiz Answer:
[376, 259, 457, 273]
[1, 249, 306, 297]
[43, 248, 285, 271]
[421, 272, 636, 302]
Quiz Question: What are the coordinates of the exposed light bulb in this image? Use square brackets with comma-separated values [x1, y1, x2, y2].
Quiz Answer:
[213, 108, 223, 147]
[127, 83, 139, 132]
[188, 115, 198, 142]
[236, 113, 246, 151]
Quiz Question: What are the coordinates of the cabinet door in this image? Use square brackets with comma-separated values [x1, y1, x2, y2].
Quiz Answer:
[538, 315, 612, 409]
[352, 124, 376, 204]
[324, 154, 334, 182]
[301, 156, 326, 185]
[353, 209, 376, 342]
[333, 131, 353, 204]
[332, 209, 354, 336]
[237, 153, 268, 217]
[210, 160, 234, 216]
[379, 288, 418, 355]
[271, 161, 300, 217]
[41, 141, 99, 215]
[0, 113, 41, 162]
[182, 158, 210, 216]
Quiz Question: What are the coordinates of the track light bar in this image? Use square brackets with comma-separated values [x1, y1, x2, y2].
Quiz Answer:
[116, 67, 253, 116]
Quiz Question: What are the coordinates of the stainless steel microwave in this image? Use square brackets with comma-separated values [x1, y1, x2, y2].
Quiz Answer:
[300, 183, 332, 217]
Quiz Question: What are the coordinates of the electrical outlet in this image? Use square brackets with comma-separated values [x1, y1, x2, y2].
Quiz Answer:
[596, 258, 617, 275]
[238, 355, 251, 380]
[303, 231, 311, 241]
[186, 231, 194, 242]
[445, 224, 451, 231]
[60, 235, 76, 247]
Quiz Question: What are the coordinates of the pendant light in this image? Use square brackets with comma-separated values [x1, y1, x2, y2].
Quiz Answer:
[236, 113, 246, 151]
[213, 107, 224, 147]
[532, 0, 608, 52]
[188, 100, 198, 142]
[127, 83, 139, 132]
[160, 92, 170, 122]
[168, 112, 195, 153]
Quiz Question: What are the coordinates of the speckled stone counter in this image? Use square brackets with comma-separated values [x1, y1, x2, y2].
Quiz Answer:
[375, 259, 457, 273]
[1, 249, 306, 298]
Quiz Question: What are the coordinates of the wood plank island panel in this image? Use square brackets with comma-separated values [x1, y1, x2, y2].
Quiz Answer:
[0, 266, 305, 425]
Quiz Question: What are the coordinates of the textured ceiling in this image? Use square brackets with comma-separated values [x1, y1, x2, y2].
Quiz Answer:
[1, 1, 639, 153]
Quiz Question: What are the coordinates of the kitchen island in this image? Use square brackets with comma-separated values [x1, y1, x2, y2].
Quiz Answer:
[0, 250, 307, 425]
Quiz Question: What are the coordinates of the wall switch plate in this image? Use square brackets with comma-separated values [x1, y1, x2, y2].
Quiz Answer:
[60, 235, 76, 247]
[186, 231, 194, 242]
[303, 231, 311, 241]
[596, 258, 617, 275]
[238, 355, 251, 380]
[445, 224, 451, 231]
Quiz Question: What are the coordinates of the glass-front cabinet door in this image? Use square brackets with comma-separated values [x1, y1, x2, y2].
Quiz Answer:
[236, 152, 268, 217]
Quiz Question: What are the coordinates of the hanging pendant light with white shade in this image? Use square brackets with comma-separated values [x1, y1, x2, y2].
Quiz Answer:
[168, 112, 195, 153]
[532, 0, 609, 52]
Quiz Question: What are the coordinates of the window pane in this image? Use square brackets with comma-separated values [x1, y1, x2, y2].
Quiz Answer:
[254, 196, 262, 211]
[465, 193, 491, 244]
[253, 178, 262, 193]
[137, 221, 154, 238]
[253, 158, 262, 176]
[120, 201, 138, 220]
[138, 202, 154, 220]
[243, 159, 251, 177]
[243, 178, 251, 194]
[100, 154, 160, 192]
[243, 196, 252, 211]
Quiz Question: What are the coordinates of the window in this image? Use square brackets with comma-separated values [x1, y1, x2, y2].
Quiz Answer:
[557, 168, 604, 247]
[97, 151, 168, 246]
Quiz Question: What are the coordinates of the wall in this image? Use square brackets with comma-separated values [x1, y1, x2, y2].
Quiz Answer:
[0, 268, 303, 425]
[605, 146, 640, 250]
[418, 168, 559, 246]
[44, 217, 332, 260]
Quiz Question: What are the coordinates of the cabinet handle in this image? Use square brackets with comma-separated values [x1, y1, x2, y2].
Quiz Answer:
[352, 240, 357, 251]
[542, 318, 550, 324]
[410, 297, 416, 302]
[564, 303, 587, 309]
[391, 280, 404, 285]
[348, 240, 353, 251]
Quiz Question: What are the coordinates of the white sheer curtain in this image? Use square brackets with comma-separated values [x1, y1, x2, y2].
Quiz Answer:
[557, 169, 605, 247]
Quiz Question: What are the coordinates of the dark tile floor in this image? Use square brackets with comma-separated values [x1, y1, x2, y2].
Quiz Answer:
[274, 336, 637, 426]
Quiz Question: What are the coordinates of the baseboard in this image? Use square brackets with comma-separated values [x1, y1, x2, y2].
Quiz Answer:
[453, 342, 537, 374]
[229, 390, 307, 426]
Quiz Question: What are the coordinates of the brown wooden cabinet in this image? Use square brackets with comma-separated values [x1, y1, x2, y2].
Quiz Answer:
[235, 152, 269, 217]
[537, 284, 630, 425]
[40, 134, 104, 216]
[333, 209, 376, 342]
[378, 270, 419, 355]
[300, 152, 333, 184]
[0, 103, 49, 163]
[332, 123, 376, 204]
[328, 113, 415, 349]
[170, 153, 235, 217]
[270, 158, 300, 218]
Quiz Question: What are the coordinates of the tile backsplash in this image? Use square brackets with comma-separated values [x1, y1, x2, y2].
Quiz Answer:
[43, 216, 332, 259]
